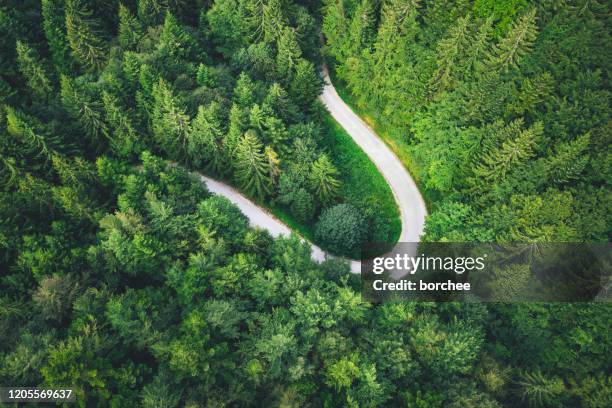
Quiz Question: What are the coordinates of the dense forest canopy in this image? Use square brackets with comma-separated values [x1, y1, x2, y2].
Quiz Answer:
[323, 0, 611, 243]
[0, 0, 610, 407]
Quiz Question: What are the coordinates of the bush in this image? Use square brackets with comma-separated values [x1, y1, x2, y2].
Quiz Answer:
[315, 204, 366, 257]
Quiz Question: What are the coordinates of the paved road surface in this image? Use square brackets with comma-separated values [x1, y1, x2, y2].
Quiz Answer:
[320, 67, 427, 243]
[196, 72, 427, 274]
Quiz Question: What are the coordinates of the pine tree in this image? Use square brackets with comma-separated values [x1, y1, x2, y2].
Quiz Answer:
[308, 154, 340, 205]
[118, 3, 143, 50]
[460, 17, 493, 80]
[275, 26, 301, 80]
[189, 103, 226, 174]
[15, 41, 53, 98]
[265, 145, 280, 183]
[225, 103, 247, 156]
[137, 0, 167, 26]
[234, 72, 256, 107]
[348, 0, 376, 56]
[428, 15, 472, 96]
[322, 0, 350, 62]
[60, 75, 109, 143]
[5, 106, 57, 163]
[483, 9, 538, 74]
[546, 133, 590, 184]
[234, 130, 271, 200]
[65, 0, 107, 72]
[475, 120, 543, 182]
[262, 0, 285, 43]
[158, 12, 196, 61]
[150, 78, 190, 159]
[290, 59, 321, 109]
[102, 91, 140, 158]
[41, 0, 74, 74]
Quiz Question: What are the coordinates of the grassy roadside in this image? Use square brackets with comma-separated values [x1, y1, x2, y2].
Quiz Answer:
[327, 66, 435, 210]
[268, 112, 402, 253]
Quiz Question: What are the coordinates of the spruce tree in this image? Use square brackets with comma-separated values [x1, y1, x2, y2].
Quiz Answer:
[429, 15, 472, 96]
[15, 41, 53, 98]
[275, 26, 301, 80]
[308, 154, 340, 205]
[483, 9, 538, 74]
[475, 120, 543, 182]
[41, 0, 73, 74]
[150, 78, 190, 159]
[65, 0, 107, 72]
[189, 103, 225, 174]
[60, 75, 109, 143]
[546, 133, 590, 184]
[234, 130, 271, 200]
[118, 3, 143, 50]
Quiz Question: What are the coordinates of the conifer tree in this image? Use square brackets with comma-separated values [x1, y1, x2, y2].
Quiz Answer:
[234, 72, 256, 108]
[65, 0, 107, 72]
[262, 0, 285, 43]
[546, 133, 590, 184]
[308, 154, 340, 205]
[225, 103, 247, 156]
[5, 107, 57, 163]
[15, 41, 53, 98]
[150, 78, 190, 159]
[483, 9, 538, 74]
[348, 0, 376, 56]
[158, 12, 196, 61]
[265, 145, 280, 184]
[189, 103, 225, 174]
[118, 3, 143, 50]
[60, 75, 109, 143]
[429, 15, 472, 96]
[322, 0, 350, 62]
[234, 130, 271, 200]
[41, 0, 74, 74]
[290, 59, 321, 109]
[102, 91, 140, 158]
[137, 0, 167, 26]
[475, 120, 543, 182]
[275, 26, 301, 80]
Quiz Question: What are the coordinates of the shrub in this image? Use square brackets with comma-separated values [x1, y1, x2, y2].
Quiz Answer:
[315, 204, 366, 257]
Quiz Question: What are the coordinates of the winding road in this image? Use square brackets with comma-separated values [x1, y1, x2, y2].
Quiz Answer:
[198, 71, 427, 273]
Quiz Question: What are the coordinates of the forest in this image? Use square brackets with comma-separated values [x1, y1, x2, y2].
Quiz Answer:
[0, 0, 610, 407]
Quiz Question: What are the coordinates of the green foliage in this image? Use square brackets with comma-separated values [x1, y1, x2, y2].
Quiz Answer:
[15, 41, 53, 98]
[65, 0, 107, 72]
[308, 154, 340, 206]
[1, 1, 610, 407]
[315, 203, 366, 257]
[234, 130, 272, 200]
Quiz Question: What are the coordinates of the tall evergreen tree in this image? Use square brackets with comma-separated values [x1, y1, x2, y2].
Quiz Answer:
[65, 0, 107, 72]
[118, 3, 143, 50]
[41, 0, 74, 74]
[15, 41, 53, 98]
[189, 103, 226, 174]
[483, 8, 538, 74]
[60, 75, 109, 144]
[234, 130, 271, 200]
[308, 154, 340, 205]
[150, 78, 190, 159]
[475, 120, 543, 182]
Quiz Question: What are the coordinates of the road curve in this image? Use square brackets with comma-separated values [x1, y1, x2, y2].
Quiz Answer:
[320, 67, 428, 243]
[196, 73, 427, 274]
[199, 174, 362, 273]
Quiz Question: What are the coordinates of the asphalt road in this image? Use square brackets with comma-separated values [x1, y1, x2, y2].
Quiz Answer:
[197, 71, 427, 274]
[320, 67, 427, 244]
